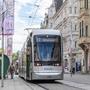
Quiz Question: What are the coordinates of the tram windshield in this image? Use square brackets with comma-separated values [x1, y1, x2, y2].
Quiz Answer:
[34, 35, 61, 66]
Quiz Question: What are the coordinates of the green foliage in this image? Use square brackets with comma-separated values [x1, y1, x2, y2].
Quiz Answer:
[12, 51, 19, 62]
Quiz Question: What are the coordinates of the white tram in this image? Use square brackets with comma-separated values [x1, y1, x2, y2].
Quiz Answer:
[19, 29, 64, 80]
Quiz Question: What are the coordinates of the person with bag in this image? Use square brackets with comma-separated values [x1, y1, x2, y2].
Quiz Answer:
[9, 63, 15, 79]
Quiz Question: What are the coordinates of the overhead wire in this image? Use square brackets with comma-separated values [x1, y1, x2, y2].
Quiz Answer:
[28, 0, 43, 27]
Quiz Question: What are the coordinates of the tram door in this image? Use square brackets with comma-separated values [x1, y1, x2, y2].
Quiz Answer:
[26, 54, 30, 78]
[26, 39, 32, 78]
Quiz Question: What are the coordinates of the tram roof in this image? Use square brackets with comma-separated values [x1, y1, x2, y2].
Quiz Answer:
[21, 29, 62, 51]
[30, 29, 61, 36]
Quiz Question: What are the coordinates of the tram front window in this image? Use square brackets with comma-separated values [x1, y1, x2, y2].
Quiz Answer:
[34, 35, 61, 66]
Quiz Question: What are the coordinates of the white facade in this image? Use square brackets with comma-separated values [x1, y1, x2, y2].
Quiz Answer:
[48, 0, 82, 71]
[78, 0, 90, 73]
[47, 2, 56, 29]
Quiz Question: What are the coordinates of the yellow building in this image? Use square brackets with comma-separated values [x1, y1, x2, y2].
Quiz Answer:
[79, 0, 90, 73]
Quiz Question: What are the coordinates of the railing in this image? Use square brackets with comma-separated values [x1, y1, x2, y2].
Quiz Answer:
[79, 8, 90, 18]
[79, 37, 90, 44]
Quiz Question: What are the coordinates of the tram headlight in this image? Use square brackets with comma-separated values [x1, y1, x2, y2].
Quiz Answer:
[36, 63, 41, 66]
[55, 63, 59, 66]
[37, 63, 40, 66]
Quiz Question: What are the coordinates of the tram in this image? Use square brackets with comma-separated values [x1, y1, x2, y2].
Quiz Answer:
[19, 29, 64, 80]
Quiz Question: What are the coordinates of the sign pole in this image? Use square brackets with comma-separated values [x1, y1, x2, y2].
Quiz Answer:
[1, 0, 4, 87]
[70, 22, 73, 77]
[1, 30, 4, 87]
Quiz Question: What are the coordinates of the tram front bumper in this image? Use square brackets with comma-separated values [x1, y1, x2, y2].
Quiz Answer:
[32, 72, 63, 80]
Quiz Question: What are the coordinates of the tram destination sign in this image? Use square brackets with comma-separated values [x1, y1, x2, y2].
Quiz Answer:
[36, 38, 58, 42]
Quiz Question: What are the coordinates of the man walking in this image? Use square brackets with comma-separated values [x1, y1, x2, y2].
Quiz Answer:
[9, 63, 15, 79]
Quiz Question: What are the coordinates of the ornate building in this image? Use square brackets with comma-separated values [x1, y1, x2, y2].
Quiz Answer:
[78, 0, 90, 73]
[47, 0, 82, 72]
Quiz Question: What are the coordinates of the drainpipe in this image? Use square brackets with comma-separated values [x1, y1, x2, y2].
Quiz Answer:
[85, 49, 88, 73]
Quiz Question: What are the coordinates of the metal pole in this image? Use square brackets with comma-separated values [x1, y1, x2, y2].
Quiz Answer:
[1, 31, 4, 87]
[1, 0, 4, 87]
[70, 22, 73, 77]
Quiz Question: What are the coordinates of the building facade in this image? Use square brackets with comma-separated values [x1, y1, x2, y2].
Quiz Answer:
[47, 0, 82, 72]
[54, 0, 63, 12]
[0, 0, 14, 63]
[78, 0, 90, 73]
[47, 1, 56, 29]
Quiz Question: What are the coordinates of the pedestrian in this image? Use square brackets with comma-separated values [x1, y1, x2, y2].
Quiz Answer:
[9, 63, 15, 79]
[72, 67, 75, 74]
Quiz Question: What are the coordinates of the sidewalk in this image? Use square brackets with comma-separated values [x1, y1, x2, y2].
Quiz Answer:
[0, 75, 32, 90]
[0, 74, 90, 90]
[58, 73, 90, 90]
[0, 75, 45, 90]
[64, 73, 90, 85]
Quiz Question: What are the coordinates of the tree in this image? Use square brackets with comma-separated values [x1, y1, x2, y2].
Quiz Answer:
[12, 51, 19, 62]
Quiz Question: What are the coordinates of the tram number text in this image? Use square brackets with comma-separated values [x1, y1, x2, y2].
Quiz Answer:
[44, 68, 53, 70]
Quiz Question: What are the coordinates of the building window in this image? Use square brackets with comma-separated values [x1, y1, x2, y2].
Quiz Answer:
[80, 22, 82, 37]
[82, 21, 84, 36]
[69, 7, 72, 14]
[85, 0, 88, 9]
[80, 0, 85, 9]
[85, 25, 88, 37]
[75, 7, 77, 14]
[75, 41, 77, 48]
[50, 23, 52, 28]
[75, 24, 77, 31]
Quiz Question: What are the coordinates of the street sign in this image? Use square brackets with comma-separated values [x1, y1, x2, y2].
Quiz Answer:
[7, 36, 13, 56]
[3, 16, 14, 35]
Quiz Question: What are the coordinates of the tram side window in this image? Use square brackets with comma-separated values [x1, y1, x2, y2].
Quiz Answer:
[34, 37, 41, 61]
[53, 37, 61, 62]
[27, 39, 32, 62]
[59, 37, 61, 64]
[53, 43, 59, 60]
[34, 42, 38, 61]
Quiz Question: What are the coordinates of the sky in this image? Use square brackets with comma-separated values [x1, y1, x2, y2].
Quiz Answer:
[13, 0, 52, 52]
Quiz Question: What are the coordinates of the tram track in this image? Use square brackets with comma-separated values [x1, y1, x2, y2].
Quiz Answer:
[33, 83, 49, 90]
[19, 77, 49, 90]
[30, 80, 63, 90]
[19, 77, 82, 90]
[32, 80, 63, 90]
[19, 78, 34, 90]
[32, 80, 83, 90]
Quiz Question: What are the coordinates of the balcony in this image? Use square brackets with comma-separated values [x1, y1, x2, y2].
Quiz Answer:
[79, 37, 90, 44]
[78, 37, 90, 50]
[79, 8, 89, 18]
